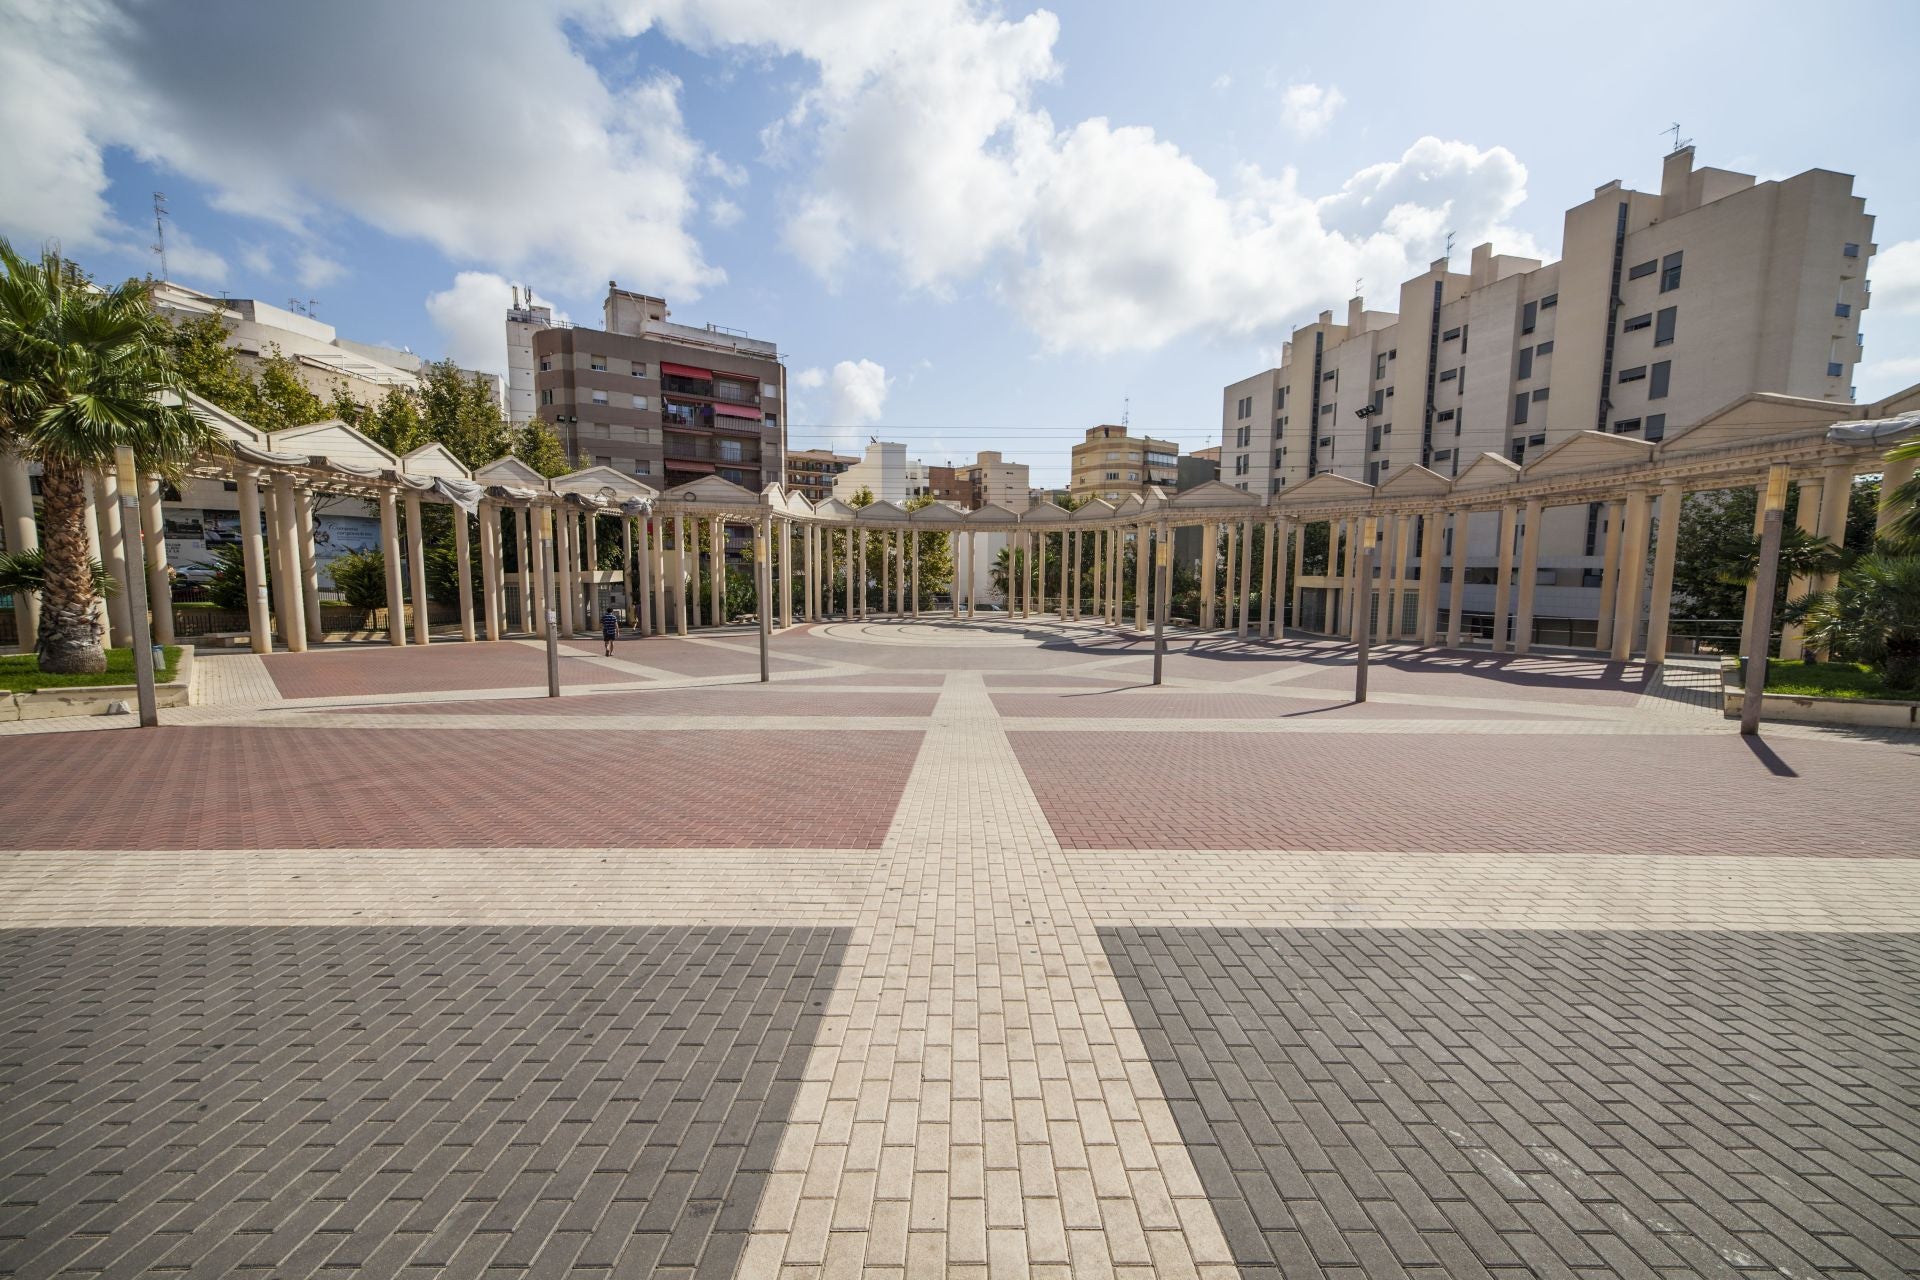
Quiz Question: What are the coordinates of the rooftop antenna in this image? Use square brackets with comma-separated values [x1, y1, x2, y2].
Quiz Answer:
[151, 192, 169, 279]
[1122, 396, 1130, 429]
[1443, 230, 1455, 262]
[1663, 122, 1691, 153]
[306, 298, 319, 318]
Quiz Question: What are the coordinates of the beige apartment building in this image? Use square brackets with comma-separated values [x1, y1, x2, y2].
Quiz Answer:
[786, 448, 857, 502]
[1070, 426, 1180, 502]
[512, 283, 787, 490]
[1222, 145, 1875, 627]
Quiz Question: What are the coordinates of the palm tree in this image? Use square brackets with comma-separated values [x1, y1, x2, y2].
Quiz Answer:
[1785, 552, 1920, 692]
[1884, 437, 1920, 552]
[0, 241, 222, 672]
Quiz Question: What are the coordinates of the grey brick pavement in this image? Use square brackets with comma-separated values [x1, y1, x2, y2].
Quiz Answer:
[1101, 927, 1920, 1279]
[0, 925, 845, 1279]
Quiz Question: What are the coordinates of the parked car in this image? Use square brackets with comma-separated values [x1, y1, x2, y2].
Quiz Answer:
[172, 564, 218, 585]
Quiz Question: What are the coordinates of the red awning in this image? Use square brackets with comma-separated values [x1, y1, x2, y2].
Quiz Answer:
[660, 362, 712, 380]
[713, 402, 763, 420]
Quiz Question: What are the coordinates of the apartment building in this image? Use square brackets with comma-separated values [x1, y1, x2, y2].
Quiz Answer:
[1069, 426, 1180, 502]
[787, 448, 857, 502]
[512, 282, 787, 490]
[962, 451, 1031, 511]
[1221, 145, 1875, 624]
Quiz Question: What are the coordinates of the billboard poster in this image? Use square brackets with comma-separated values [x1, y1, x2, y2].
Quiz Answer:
[164, 508, 383, 589]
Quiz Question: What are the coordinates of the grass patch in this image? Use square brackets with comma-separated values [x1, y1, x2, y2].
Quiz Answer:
[1763, 659, 1910, 700]
[0, 646, 182, 693]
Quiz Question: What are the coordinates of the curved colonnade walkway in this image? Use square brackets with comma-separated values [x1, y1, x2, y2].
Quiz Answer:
[1, 620, 1916, 1279]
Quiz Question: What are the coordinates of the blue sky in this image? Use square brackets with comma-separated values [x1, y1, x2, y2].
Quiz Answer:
[6, 0, 1919, 486]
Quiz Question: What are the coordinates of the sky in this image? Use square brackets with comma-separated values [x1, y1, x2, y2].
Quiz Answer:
[5, 0, 1920, 488]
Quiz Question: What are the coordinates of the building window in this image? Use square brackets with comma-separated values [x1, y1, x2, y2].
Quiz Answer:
[1613, 417, 1642, 435]
[539, 389, 553, 405]
[1442, 326, 1461, 341]
[1275, 386, 1290, 409]
[539, 358, 552, 372]
[719, 439, 744, 462]
[1660, 252, 1683, 292]
[1645, 413, 1666, 442]
[1628, 259, 1657, 280]
[1623, 313, 1652, 333]
[1617, 365, 1647, 384]
[1375, 354, 1387, 379]
[1433, 449, 1452, 463]
[632, 460, 651, 475]
[1438, 368, 1457, 382]
[633, 363, 648, 377]
[1512, 393, 1529, 426]
[1235, 425, 1251, 447]
[590, 355, 607, 371]
[1234, 455, 1249, 476]
[1649, 361, 1671, 399]
[1437, 408, 1455, 422]
[1321, 403, 1335, 415]
[1654, 306, 1677, 347]
[1843, 242, 1861, 258]
[631, 394, 648, 410]
[1827, 361, 1845, 377]
[591, 390, 609, 404]
[1521, 301, 1537, 334]
[1531, 387, 1550, 402]
[1104, 471, 1120, 481]
[1509, 436, 1527, 463]
[765, 414, 778, 430]
[1517, 348, 1534, 380]
[1323, 370, 1337, 384]
[1540, 293, 1558, 309]
[1237, 395, 1252, 418]
[1535, 340, 1554, 355]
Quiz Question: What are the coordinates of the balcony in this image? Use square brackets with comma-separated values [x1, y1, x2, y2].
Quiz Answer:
[666, 433, 761, 465]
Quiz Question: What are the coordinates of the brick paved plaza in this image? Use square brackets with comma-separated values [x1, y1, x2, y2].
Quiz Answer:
[2, 621, 1917, 1278]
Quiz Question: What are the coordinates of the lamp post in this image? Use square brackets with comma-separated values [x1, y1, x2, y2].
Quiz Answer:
[1740, 465, 1790, 736]
[113, 446, 159, 726]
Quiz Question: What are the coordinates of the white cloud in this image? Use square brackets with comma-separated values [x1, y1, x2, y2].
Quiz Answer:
[164, 226, 228, 284]
[425, 272, 570, 376]
[1872, 240, 1920, 315]
[1210, 72, 1232, 93]
[1278, 83, 1344, 138]
[295, 249, 345, 289]
[238, 243, 273, 275]
[825, 358, 889, 425]
[0, 0, 721, 299]
[708, 196, 744, 228]
[793, 366, 826, 389]
[1862, 354, 1920, 388]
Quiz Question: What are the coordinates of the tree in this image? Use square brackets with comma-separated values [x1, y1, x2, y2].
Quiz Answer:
[0, 243, 223, 671]
[1883, 439, 1920, 551]
[0, 548, 115, 653]
[328, 548, 388, 611]
[205, 543, 261, 610]
[169, 314, 328, 431]
[903, 494, 954, 598]
[1785, 551, 1920, 691]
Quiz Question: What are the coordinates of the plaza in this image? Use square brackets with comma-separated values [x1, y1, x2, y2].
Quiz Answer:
[2, 614, 1917, 1279]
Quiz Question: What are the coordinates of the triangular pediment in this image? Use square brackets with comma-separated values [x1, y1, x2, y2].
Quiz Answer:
[813, 498, 857, 519]
[966, 502, 1023, 525]
[550, 465, 658, 500]
[1273, 471, 1372, 506]
[268, 419, 400, 470]
[1451, 453, 1522, 491]
[1522, 430, 1653, 478]
[1070, 499, 1116, 522]
[661, 474, 764, 507]
[780, 490, 816, 517]
[474, 455, 548, 486]
[1168, 479, 1263, 509]
[1375, 464, 1451, 497]
[181, 390, 268, 447]
[854, 499, 910, 522]
[909, 500, 967, 524]
[400, 442, 473, 482]
[1023, 499, 1070, 523]
[1658, 392, 1852, 456]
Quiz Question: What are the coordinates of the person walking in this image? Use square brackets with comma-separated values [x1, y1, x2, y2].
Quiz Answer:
[600, 606, 619, 656]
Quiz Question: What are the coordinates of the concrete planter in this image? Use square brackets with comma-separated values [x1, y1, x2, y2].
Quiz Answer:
[1, 646, 195, 720]
[1720, 657, 1920, 726]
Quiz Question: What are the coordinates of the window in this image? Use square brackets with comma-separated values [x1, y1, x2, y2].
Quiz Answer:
[1521, 301, 1538, 334]
[1654, 306, 1677, 346]
[1128, 471, 1139, 481]
[1617, 365, 1647, 384]
[761, 382, 777, 398]
[633, 363, 648, 377]
[719, 439, 744, 462]
[1371, 389, 1385, 414]
[632, 460, 651, 476]
[1645, 413, 1666, 442]
[1540, 293, 1558, 309]
[1512, 393, 1529, 426]
[539, 388, 554, 405]
[1828, 361, 1845, 377]
[1442, 326, 1461, 342]
[1509, 436, 1528, 463]
[1517, 348, 1534, 380]
[1529, 432, 1546, 447]
[1276, 386, 1289, 409]
[1531, 387, 1550, 402]
[1433, 449, 1452, 463]
[1612, 417, 1641, 435]
[1439, 368, 1457, 382]
[1321, 402, 1335, 415]
[1375, 354, 1387, 379]
[1274, 416, 1287, 437]
[1843, 242, 1861, 258]
[1104, 471, 1120, 481]
[1323, 370, 1337, 384]
[1835, 301, 1852, 318]
[595, 455, 613, 467]
[1437, 408, 1455, 422]
[1535, 340, 1554, 355]
[539, 358, 552, 372]
[1628, 259, 1657, 280]
[1235, 425, 1251, 447]
[1649, 361, 1671, 399]
[1237, 395, 1252, 418]
[591, 389, 609, 405]
[1234, 454, 1249, 476]
[631, 394, 648, 410]
[590, 355, 607, 371]
[1659, 251, 1683, 292]
[1623, 313, 1652, 333]
[765, 414, 778, 431]
[1461, 324, 1470, 353]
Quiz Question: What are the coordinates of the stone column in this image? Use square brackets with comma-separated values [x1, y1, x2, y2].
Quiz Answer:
[1611, 488, 1652, 661]
[454, 502, 476, 642]
[238, 472, 274, 653]
[1416, 512, 1440, 645]
[633, 516, 651, 636]
[139, 475, 175, 646]
[1491, 503, 1518, 653]
[557, 508, 576, 635]
[911, 528, 921, 617]
[478, 499, 501, 640]
[1235, 519, 1253, 638]
[1, 448, 40, 646]
[782, 519, 796, 627]
[1290, 519, 1306, 635]
[673, 514, 690, 635]
[404, 490, 431, 645]
[1446, 511, 1468, 647]
[1134, 526, 1148, 630]
[525, 504, 546, 636]
[1512, 498, 1543, 655]
[1780, 479, 1821, 660]
[966, 533, 977, 619]
[1879, 452, 1917, 540]
[1222, 520, 1238, 632]
[1199, 522, 1216, 629]
[268, 472, 308, 651]
[1033, 530, 1043, 619]
[1644, 481, 1685, 665]
[1347, 519, 1367, 642]
[582, 511, 598, 622]
[652, 518, 668, 636]
[95, 469, 134, 647]
[294, 487, 323, 645]
[1594, 499, 1625, 652]
[856, 530, 868, 618]
[515, 507, 532, 633]
[1379, 513, 1402, 640]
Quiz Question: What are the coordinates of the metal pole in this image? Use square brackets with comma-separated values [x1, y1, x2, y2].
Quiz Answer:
[758, 517, 772, 683]
[1355, 544, 1376, 703]
[112, 447, 159, 726]
[1152, 525, 1168, 686]
[1741, 466, 1790, 736]
[542, 507, 560, 698]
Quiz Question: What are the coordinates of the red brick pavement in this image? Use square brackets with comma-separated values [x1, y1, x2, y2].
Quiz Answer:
[0, 728, 921, 849]
[355, 688, 941, 718]
[1012, 730, 1920, 857]
[1286, 650, 1649, 705]
[989, 691, 1566, 720]
[264, 644, 607, 699]
[606, 640, 814, 677]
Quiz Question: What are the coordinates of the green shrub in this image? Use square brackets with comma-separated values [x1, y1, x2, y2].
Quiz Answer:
[328, 549, 388, 610]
